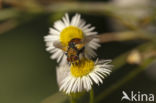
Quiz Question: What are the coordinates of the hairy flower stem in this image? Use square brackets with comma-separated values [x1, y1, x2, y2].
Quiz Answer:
[90, 89, 94, 103]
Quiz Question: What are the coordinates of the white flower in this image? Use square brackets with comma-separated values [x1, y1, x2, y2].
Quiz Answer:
[57, 58, 112, 94]
[44, 13, 100, 65]
[56, 64, 70, 87]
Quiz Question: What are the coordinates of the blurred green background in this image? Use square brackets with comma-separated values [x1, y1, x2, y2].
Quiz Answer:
[0, 0, 156, 103]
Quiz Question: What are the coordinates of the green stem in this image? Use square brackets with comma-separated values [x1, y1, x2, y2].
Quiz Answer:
[90, 89, 94, 103]
[70, 95, 76, 103]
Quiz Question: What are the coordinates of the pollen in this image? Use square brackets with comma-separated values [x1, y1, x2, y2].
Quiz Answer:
[71, 58, 95, 77]
[60, 26, 84, 46]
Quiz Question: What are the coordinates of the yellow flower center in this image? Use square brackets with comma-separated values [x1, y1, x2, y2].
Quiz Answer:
[60, 26, 84, 46]
[71, 59, 95, 77]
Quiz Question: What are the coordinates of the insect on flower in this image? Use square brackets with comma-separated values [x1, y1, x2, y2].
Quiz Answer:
[66, 38, 85, 64]
[44, 13, 101, 65]
[54, 35, 97, 64]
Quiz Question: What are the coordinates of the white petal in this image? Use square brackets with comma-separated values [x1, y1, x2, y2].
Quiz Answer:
[57, 51, 64, 62]
[85, 32, 97, 36]
[56, 65, 70, 87]
[51, 50, 62, 59]
[54, 20, 66, 32]
[71, 78, 78, 92]
[90, 73, 100, 85]
[65, 13, 70, 25]
[62, 13, 70, 27]
[84, 26, 95, 33]
[85, 76, 91, 91]
[78, 19, 86, 29]
[49, 48, 58, 53]
[85, 46, 97, 58]
[66, 78, 76, 93]
[82, 24, 91, 31]
[71, 14, 80, 26]
[44, 35, 59, 41]
[60, 76, 71, 91]
[77, 77, 82, 92]
[60, 55, 67, 65]
[49, 28, 60, 35]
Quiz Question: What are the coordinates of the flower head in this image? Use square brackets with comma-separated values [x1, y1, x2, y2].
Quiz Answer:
[57, 58, 112, 94]
[44, 13, 100, 65]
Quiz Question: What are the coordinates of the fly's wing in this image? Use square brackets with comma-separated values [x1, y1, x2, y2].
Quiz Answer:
[75, 35, 97, 50]
[53, 41, 67, 51]
[83, 35, 97, 44]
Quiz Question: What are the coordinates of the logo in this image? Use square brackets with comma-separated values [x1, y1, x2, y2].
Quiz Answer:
[121, 91, 155, 102]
